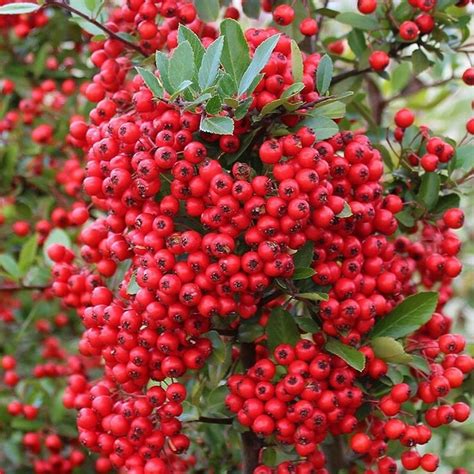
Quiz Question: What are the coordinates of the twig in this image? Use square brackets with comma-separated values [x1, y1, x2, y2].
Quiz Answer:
[186, 416, 234, 425]
[44, 1, 147, 57]
[332, 67, 371, 85]
[0, 284, 50, 291]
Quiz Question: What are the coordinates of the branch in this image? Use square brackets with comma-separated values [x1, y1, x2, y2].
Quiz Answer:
[0, 284, 50, 291]
[45, 1, 146, 57]
[186, 416, 234, 425]
[332, 67, 371, 85]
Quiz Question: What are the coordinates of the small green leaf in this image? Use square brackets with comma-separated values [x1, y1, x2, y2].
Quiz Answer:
[238, 34, 280, 96]
[336, 202, 353, 218]
[0, 143, 18, 192]
[169, 41, 195, 91]
[242, 0, 260, 18]
[326, 338, 366, 371]
[220, 19, 251, 84]
[135, 67, 164, 98]
[0, 254, 20, 281]
[178, 24, 205, 68]
[316, 55, 333, 95]
[0, 2, 40, 14]
[194, 0, 220, 21]
[311, 101, 346, 119]
[155, 51, 173, 93]
[335, 12, 379, 30]
[239, 320, 265, 342]
[199, 36, 224, 90]
[348, 29, 367, 56]
[296, 292, 329, 302]
[292, 268, 316, 280]
[127, 274, 140, 295]
[370, 292, 438, 339]
[417, 172, 440, 211]
[18, 234, 38, 276]
[295, 315, 320, 333]
[410, 354, 431, 374]
[432, 194, 461, 217]
[412, 49, 431, 75]
[234, 97, 253, 120]
[371, 337, 413, 364]
[202, 385, 228, 416]
[455, 144, 474, 170]
[169, 80, 193, 100]
[266, 307, 300, 353]
[292, 242, 314, 268]
[291, 40, 304, 83]
[200, 116, 234, 135]
[205, 95, 222, 115]
[391, 62, 411, 94]
[294, 115, 339, 140]
[33, 44, 49, 79]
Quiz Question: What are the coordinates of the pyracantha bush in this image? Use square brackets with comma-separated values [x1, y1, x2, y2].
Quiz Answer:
[0, 0, 473, 473]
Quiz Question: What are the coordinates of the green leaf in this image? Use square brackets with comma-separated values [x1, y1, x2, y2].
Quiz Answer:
[325, 338, 366, 371]
[178, 25, 205, 69]
[199, 36, 224, 90]
[432, 194, 460, 217]
[238, 34, 280, 96]
[239, 320, 265, 342]
[135, 67, 164, 98]
[33, 44, 49, 79]
[242, 0, 260, 18]
[291, 40, 303, 83]
[296, 292, 329, 302]
[311, 101, 346, 119]
[169, 80, 193, 100]
[155, 51, 173, 94]
[194, 0, 220, 21]
[371, 337, 413, 364]
[292, 242, 314, 268]
[295, 315, 320, 333]
[200, 116, 234, 135]
[412, 49, 431, 75]
[0, 2, 40, 14]
[220, 19, 251, 84]
[0, 143, 18, 192]
[391, 62, 411, 94]
[335, 12, 379, 30]
[169, 41, 195, 91]
[316, 54, 333, 95]
[292, 268, 316, 280]
[205, 95, 222, 115]
[127, 274, 140, 295]
[266, 307, 300, 353]
[202, 385, 228, 416]
[347, 29, 367, 56]
[370, 292, 438, 339]
[218, 72, 238, 96]
[43, 229, 72, 266]
[396, 209, 415, 228]
[234, 97, 253, 120]
[0, 254, 20, 281]
[294, 115, 339, 140]
[84, 0, 97, 11]
[455, 144, 474, 170]
[417, 172, 440, 211]
[18, 234, 38, 276]
[410, 354, 430, 374]
[336, 201, 353, 218]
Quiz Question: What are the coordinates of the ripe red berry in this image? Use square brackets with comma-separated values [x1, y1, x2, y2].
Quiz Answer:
[358, 0, 377, 14]
[462, 67, 474, 85]
[299, 18, 318, 36]
[394, 108, 415, 128]
[273, 5, 295, 25]
[399, 21, 420, 41]
[369, 51, 390, 71]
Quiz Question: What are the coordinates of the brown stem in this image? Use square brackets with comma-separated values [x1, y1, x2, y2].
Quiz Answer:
[44, 1, 147, 57]
[0, 284, 50, 291]
[240, 342, 263, 473]
[186, 416, 234, 425]
[332, 67, 371, 85]
[322, 436, 351, 474]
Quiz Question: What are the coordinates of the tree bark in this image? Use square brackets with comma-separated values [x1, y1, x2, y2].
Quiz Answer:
[322, 436, 351, 474]
[240, 341, 263, 473]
